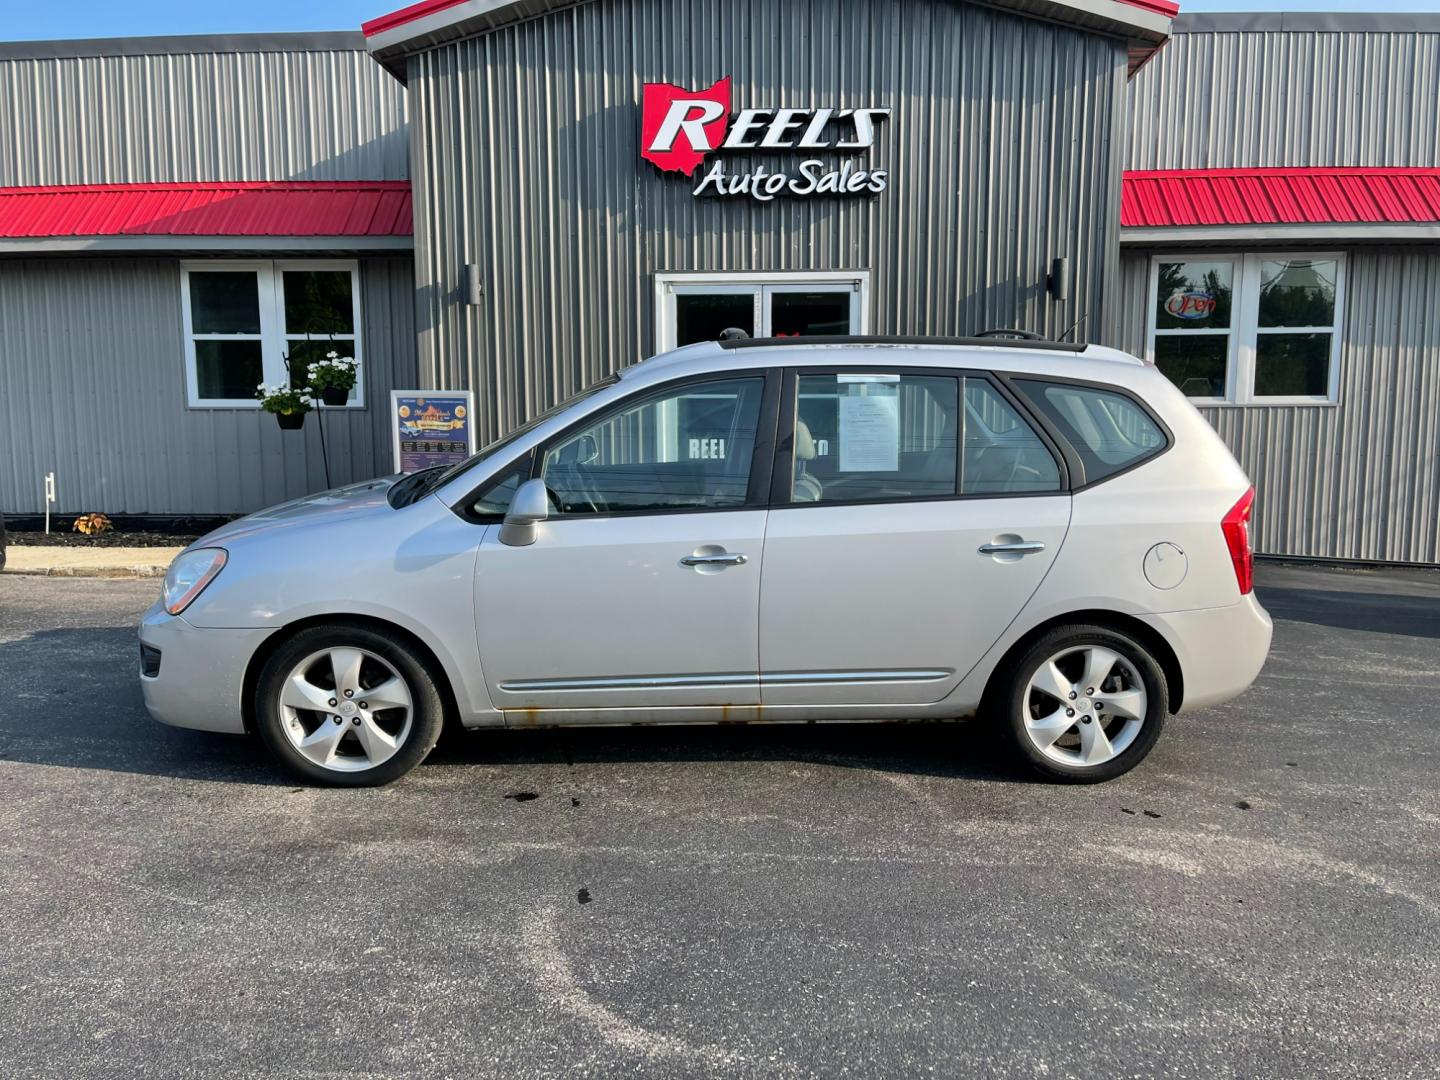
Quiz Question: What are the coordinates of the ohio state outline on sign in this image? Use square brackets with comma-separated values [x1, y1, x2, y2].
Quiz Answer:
[640, 77, 732, 176]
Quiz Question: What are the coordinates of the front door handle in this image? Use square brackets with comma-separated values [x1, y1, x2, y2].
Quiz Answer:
[977, 540, 1046, 556]
[681, 552, 748, 567]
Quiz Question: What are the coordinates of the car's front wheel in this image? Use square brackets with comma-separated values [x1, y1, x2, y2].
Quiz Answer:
[255, 624, 444, 786]
[996, 624, 1168, 783]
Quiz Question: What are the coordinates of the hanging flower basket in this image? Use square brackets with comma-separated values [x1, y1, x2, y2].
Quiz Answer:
[257, 383, 314, 430]
[307, 353, 360, 409]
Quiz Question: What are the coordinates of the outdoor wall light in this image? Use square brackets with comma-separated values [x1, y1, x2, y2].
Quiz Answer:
[1047, 257, 1069, 302]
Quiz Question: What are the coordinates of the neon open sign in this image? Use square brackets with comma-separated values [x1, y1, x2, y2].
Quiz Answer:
[1164, 291, 1218, 320]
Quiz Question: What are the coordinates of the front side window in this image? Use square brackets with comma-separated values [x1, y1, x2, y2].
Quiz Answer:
[541, 377, 764, 514]
[182, 261, 363, 407]
[788, 373, 1059, 504]
[1148, 253, 1343, 405]
[1016, 381, 1166, 485]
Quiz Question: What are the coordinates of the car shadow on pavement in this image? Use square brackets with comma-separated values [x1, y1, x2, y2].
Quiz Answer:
[0, 626, 291, 786]
[1255, 584, 1440, 639]
[0, 626, 1030, 786]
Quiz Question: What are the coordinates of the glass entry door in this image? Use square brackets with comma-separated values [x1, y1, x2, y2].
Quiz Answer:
[659, 273, 868, 351]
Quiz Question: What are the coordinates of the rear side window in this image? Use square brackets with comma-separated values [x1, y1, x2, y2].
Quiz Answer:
[1014, 380, 1166, 485]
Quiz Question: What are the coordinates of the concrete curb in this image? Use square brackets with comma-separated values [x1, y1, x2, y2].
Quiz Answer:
[2, 545, 183, 579]
[4, 565, 170, 579]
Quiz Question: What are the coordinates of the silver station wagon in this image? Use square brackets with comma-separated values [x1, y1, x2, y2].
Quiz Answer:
[140, 335, 1272, 786]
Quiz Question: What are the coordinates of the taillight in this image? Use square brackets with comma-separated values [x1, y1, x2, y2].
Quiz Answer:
[1221, 487, 1256, 596]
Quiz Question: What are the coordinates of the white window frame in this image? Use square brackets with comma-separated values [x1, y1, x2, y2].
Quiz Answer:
[181, 259, 365, 409]
[1146, 252, 1345, 406]
[654, 270, 870, 352]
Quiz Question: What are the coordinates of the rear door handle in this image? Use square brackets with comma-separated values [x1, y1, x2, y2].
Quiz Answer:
[681, 552, 748, 567]
[977, 540, 1046, 555]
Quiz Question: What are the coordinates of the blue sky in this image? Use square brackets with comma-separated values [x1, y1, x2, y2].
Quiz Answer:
[1, 0, 1438, 41]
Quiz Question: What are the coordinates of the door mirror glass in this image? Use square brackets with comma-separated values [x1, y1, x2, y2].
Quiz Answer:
[498, 478, 550, 546]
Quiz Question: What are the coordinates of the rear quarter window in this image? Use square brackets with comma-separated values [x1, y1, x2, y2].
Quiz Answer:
[1014, 380, 1167, 486]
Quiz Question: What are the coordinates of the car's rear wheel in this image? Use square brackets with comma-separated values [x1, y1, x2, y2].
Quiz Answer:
[255, 624, 444, 786]
[996, 624, 1168, 783]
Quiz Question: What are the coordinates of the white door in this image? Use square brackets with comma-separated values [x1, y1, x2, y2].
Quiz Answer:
[475, 373, 775, 714]
[759, 370, 1071, 706]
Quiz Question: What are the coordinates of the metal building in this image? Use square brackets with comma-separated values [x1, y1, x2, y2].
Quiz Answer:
[1, 3, 1437, 567]
[0, 33, 419, 516]
[1117, 12, 1440, 564]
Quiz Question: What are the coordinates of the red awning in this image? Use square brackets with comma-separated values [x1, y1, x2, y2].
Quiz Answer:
[0, 181, 413, 239]
[1122, 168, 1440, 228]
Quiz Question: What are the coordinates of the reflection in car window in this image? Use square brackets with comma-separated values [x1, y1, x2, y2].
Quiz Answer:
[542, 378, 764, 514]
[469, 458, 530, 517]
[960, 380, 1062, 494]
[792, 374, 959, 503]
[790, 374, 1060, 502]
[1015, 380, 1165, 484]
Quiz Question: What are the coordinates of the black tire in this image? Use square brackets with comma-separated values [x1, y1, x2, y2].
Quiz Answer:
[994, 623, 1168, 784]
[255, 623, 445, 787]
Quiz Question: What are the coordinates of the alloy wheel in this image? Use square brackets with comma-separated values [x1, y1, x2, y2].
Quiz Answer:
[1020, 645, 1147, 767]
[277, 647, 414, 772]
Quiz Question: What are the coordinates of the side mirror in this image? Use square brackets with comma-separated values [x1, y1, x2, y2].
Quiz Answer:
[498, 478, 550, 547]
[575, 433, 599, 465]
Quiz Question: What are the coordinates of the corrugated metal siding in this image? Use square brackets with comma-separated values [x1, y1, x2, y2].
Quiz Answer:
[1116, 249, 1440, 564]
[0, 256, 419, 515]
[1127, 27, 1440, 170]
[407, 0, 1127, 446]
[0, 49, 410, 186]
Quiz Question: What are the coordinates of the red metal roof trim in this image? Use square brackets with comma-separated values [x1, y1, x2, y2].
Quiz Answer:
[1122, 168, 1440, 228]
[0, 182, 413, 239]
[1121, 0, 1179, 17]
[362, 0, 1178, 38]
[363, 0, 469, 36]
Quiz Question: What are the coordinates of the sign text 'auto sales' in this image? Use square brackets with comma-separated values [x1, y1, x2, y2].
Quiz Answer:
[640, 77, 890, 201]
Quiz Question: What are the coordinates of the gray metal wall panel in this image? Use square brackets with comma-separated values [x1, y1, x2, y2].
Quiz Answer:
[1116, 249, 1440, 564]
[406, 0, 1128, 446]
[0, 48, 410, 186]
[1127, 26, 1440, 169]
[0, 256, 419, 516]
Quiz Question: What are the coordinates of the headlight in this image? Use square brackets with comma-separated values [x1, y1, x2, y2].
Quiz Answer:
[162, 548, 228, 615]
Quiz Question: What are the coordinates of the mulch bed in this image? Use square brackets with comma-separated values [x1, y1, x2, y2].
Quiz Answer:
[7, 530, 199, 548]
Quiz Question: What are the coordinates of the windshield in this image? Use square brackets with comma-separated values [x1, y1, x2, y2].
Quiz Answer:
[387, 374, 620, 508]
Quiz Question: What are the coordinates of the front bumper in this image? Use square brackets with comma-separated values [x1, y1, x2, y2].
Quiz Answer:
[138, 602, 276, 734]
[1139, 593, 1273, 714]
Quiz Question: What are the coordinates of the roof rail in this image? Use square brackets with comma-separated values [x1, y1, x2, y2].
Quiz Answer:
[714, 334, 1088, 354]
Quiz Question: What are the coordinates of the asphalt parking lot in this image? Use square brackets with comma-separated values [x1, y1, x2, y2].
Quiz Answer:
[1, 564, 1437, 1079]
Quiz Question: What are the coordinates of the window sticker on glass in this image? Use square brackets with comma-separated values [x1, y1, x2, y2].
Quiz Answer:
[836, 373, 900, 384]
[838, 390, 900, 472]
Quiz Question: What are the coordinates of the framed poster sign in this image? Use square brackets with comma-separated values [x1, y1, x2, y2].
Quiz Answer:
[390, 391, 477, 474]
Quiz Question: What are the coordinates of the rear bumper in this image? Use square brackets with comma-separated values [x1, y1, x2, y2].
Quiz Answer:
[138, 602, 274, 734]
[1140, 593, 1273, 714]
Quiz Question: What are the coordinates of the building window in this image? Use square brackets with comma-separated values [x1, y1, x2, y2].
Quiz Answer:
[655, 271, 869, 351]
[181, 260, 364, 408]
[1147, 253, 1344, 405]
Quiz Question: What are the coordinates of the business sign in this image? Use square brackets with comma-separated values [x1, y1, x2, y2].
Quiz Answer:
[640, 76, 890, 201]
[390, 391, 477, 474]
[1164, 290, 1218, 320]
